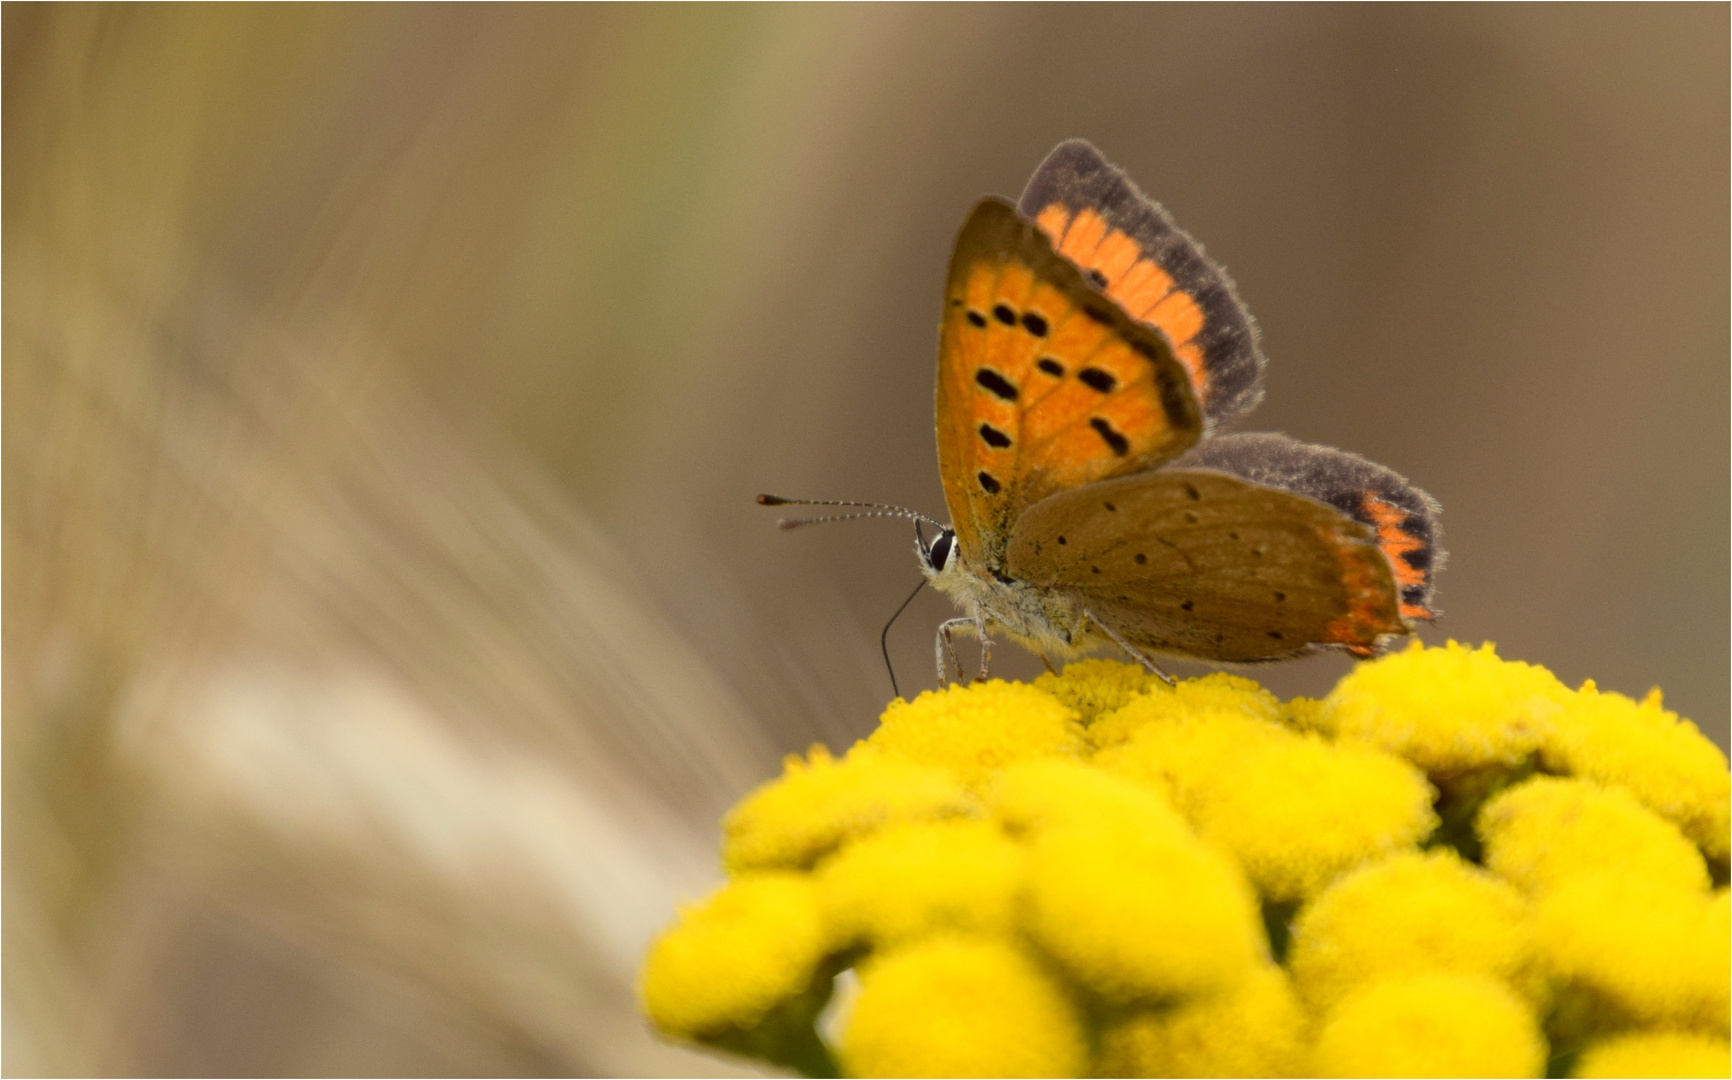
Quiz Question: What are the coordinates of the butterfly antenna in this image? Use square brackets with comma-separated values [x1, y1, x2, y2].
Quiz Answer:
[756, 494, 943, 531]
[880, 577, 927, 700]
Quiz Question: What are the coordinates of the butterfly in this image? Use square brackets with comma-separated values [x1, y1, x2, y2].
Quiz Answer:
[765, 140, 1441, 687]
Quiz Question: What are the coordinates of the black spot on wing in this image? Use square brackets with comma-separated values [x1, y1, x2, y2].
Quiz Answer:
[966, 309, 987, 328]
[1078, 367, 1117, 393]
[1400, 546, 1433, 572]
[977, 471, 1001, 494]
[1087, 268, 1109, 289]
[1037, 357, 1065, 377]
[1156, 367, 1194, 432]
[1021, 312, 1049, 337]
[975, 368, 1019, 401]
[1089, 417, 1130, 456]
[1083, 305, 1114, 325]
[977, 422, 1011, 449]
[993, 303, 1017, 326]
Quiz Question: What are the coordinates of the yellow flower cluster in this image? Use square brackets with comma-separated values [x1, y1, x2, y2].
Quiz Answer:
[640, 642, 1730, 1078]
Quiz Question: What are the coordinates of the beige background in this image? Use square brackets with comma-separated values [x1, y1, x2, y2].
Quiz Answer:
[6, 5, 1725, 1075]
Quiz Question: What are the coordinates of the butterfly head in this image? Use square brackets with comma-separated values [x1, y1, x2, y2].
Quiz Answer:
[917, 525, 957, 577]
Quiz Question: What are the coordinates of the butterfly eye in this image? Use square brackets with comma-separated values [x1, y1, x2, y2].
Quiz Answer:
[928, 530, 955, 572]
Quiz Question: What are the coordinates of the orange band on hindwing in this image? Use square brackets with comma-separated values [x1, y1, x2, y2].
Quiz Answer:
[1360, 493, 1437, 621]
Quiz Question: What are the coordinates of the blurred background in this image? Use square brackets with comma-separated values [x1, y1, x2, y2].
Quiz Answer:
[5, 4, 1725, 1075]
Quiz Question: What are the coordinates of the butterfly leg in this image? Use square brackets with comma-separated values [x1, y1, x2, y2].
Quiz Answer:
[935, 618, 973, 686]
[1082, 608, 1177, 686]
[972, 602, 992, 681]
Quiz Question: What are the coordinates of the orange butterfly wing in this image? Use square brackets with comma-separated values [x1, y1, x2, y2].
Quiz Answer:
[1019, 140, 1265, 428]
[936, 199, 1204, 573]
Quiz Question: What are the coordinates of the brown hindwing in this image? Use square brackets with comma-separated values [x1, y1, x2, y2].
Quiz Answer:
[936, 198, 1204, 572]
[1018, 139, 1265, 428]
[1003, 467, 1407, 661]
[1177, 432, 1444, 624]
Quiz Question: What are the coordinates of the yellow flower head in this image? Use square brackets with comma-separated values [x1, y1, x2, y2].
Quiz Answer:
[1311, 972, 1545, 1079]
[1571, 1030, 1732, 1079]
[1542, 681, 1731, 863]
[818, 819, 1022, 948]
[1289, 849, 1533, 1013]
[1021, 811, 1263, 1002]
[643, 649, 1730, 1079]
[639, 871, 829, 1039]
[1321, 640, 1567, 775]
[1094, 704, 1290, 809]
[1183, 733, 1437, 902]
[1088, 670, 1282, 750]
[839, 935, 1086, 1079]
[1477, 775, 1710, 896]
[868, 680, 1084, 791]
[988, 757, 1189, 842]
[1534, 875, 1729, 1034]
[1032, 657, 1166, 724]
[722, 744, 974, 872]
[1094, 965, 1306, 1079]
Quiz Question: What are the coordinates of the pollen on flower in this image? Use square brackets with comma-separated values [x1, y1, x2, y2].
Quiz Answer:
[1094, 965, 1306, 1079]
[817, 819, 1022, 947]
[839, 935, 1087, 1079]
[1093, 705, 1289, 809]
[1310, 972, 1545, 1079]
[722, 744, 972, 873]
[1320, 640, 1568, 775]
[1087, 670, 1282, 750]
[1571, 1030, 1732, 1079]
[1288, 849, 1533, 1013]
[639, 871, 829, 1039]
[1477, 775, 1710, 896]
[868, 679, 1084, 791]
[1032, 656, 1166, 724]
[1541, 681, 1731, 864]
[1534, 874, 1729, 1035]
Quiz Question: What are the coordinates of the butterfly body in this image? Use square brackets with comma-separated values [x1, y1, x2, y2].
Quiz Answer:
[919, 141, 1442, 681]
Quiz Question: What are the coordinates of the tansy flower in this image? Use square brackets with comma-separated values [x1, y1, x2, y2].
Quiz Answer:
[1320, 640, 1567, 776]
[1287, 849, 1534, 1012]
[1310, 972, 1546, 1079]
[839, 934, 1087, 1079]
[1477, 775, 1709, 896]
[1541, 681, 1731, 864]
[722, 743, 972, 872]
[818, 819, 1022, 947]
[1534, 874, 1728, 1035]
[868, 680, 1084, 791]
[642, 645, 1729, 1078]
[1571, 1030, 1732, 1079]
[639, 871, 829, 1039]
[1094, 965, 1306, 1078]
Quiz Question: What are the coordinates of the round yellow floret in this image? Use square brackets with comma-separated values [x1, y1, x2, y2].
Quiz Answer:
[1088, 671, 1282, 750]
[1543, 682, 1731, 863]
[1478, 775, 1709, 896]
[839, 935, 1087, 1078]
[1094, 965, 1306, 1078]
[639, 872, 829, 1038]
[1184, 733, 1437, 902]
[1289, 849, 1533, 1012]
[722, 744, 973, 872]
[1022, 814, 1263, 1001]
[1321, 640, 1567, 776]
[868, 680, 1084, 791]
[1311, 972, 1545, 1079]
[1534, 875, 1728, 1034]
[1094, 705, 1290, 809]
[989, 758, 1190, 843]
[818, 819, 1022, 947]
[1032, 657, 1166, 725]
[1572, 1030, 1732, 1079]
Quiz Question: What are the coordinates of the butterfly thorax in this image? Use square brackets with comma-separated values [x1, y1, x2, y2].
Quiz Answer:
[918, 527, 1094, 657]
